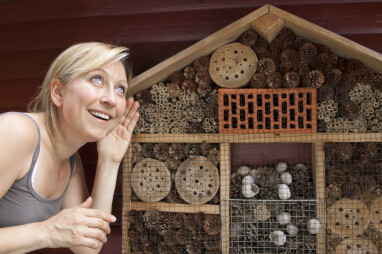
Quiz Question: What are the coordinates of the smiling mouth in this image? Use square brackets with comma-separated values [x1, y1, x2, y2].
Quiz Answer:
[89, 110, 111, 120]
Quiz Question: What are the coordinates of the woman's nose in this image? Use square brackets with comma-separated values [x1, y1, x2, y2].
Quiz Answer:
[100, 88, 117, 107]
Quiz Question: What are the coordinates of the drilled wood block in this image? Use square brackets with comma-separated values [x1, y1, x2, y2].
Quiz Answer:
[251, 12, 285, 43]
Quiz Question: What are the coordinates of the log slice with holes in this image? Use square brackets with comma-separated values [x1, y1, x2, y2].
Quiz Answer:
[327, 198, 371, 237]
[131, 158, 171, 202]
[209, 42, 258, 88]
[175, 156, 219, 205]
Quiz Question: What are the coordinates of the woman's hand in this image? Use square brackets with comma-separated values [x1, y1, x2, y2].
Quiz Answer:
[42, 197, 115, 250]
[97, 97, 139, 164]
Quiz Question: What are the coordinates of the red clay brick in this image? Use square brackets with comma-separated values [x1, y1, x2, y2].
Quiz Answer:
[218, 88, 317, 134]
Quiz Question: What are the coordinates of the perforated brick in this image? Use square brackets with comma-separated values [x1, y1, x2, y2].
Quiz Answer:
[218, 88, 317, 134]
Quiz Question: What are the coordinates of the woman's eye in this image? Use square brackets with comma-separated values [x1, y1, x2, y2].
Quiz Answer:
[91, 76, 103, 85]
[116, 86, 125, 94]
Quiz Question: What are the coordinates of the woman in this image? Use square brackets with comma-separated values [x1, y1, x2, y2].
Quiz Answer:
[0, 42, 139, 253]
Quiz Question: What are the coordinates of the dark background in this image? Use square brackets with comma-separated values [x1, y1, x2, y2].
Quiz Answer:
[0, 0, 381, 253]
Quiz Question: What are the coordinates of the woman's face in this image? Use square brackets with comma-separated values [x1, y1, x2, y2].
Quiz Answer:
[59, 61, 128, 142]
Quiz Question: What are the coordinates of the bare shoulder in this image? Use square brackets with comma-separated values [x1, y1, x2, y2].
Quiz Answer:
[0, 113, 39, 147]
[0, 113, 40, 186]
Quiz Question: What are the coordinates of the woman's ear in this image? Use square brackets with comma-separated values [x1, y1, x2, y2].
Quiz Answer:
[50, 79, 64, 107]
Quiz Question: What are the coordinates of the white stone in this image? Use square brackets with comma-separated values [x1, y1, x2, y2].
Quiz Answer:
[237, 166, 251, 176]
[280, 172, 293, 185]
[276, 162, 288, 173]
[278, 184, 291, 200]
[307, 219, 321, 235]
[242, 175, 255, 185]
[270, 230, 286, 246]
[242, 183, 259, 198]
[276, 212, 291, 225]
[286, 224, 299, 235]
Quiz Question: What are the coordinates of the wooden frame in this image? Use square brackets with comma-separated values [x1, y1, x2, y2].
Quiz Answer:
[123, 4, 382, 254]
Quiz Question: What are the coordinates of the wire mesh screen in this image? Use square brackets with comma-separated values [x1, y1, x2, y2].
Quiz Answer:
[121, 16, 382, 254]
[223, 199, 325, 253]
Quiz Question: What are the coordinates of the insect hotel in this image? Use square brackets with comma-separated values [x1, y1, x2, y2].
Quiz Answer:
[122, 4, 382, 254]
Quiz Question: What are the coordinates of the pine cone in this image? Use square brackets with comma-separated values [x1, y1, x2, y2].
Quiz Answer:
[186, 243, 202, 254]
[257, 186, 278, 199]
[280, 49, 299, 71]
[195, 71, 212, 87]
[163, 230, 177, 247]
[157, 214, 172, 236]
[257, 57, 276, 75]
[153, 143, 169, 161]
[207, 147, 220, 165]
[200, 141, 211, 157]
[169, 70, 184, 85]
[176, 228, 192, 245]
[173, 213, 185, 228]
[318, 85, 335, 102]
[365, 142, 378, 157]
[203, 215, 221, 235]
[183, 213, 196, 231]
[293, 36, 308, 51]
[142, 143, 154, 158]
[169, 143, 186, 160]
[311, 52, 330, 73]
[304, 70, 325, 88]
[283, 71, 300, 88]
[194, 212, 206, 228]
[336, 143, 353, 161]
[187, 122, 203, 134]
[135, 89, 152, 105]
[239, 29, 258, 47]
[250, 73, 267, 88]
[343, 101, 360, 120]
[193, 56, 210, 73]
[277, 27, 296, 48]
[183, 66, 196, 80]
[299, 42, 317, 63]
[267, 72, 283, 88]
[203, 235, 221, 252]
[346, 59, 364, 77]
[184, 143, 200, 158]
[326, 68, 342, 87]
[326, 167, 347, 187]
[255, 168, 279, 187]
[181, 79, 198, 94]
[197, 83, 213, 98]
[317, 44, 331, 54]
[335, 56, 347, 72]
[341, 73, 357, 91]
[296, 62, 310, 78]
[166, 187, 183, 203]
[166, 83, 182, 98]
[164, 158, 180, 171]
[143, 210, 160, 230]
[359, 67, 376, 85]
[126, 209, 143, 224]
[251, 37, 268, 55]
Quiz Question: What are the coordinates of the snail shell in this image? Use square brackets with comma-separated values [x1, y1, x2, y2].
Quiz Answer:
[242, 183, 259, 198]
[270, 230, 286, 246]
[278, 184, 291, 200]
[276, 162, 288, 173]
[280, 172, 292, 185]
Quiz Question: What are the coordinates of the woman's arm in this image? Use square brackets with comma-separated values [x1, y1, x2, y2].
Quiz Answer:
[67, 98, 139, 254]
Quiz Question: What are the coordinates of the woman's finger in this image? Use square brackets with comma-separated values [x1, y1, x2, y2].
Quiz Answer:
[85, 217, 111, 234]
[123, 101, 139, 128]
[124, 97, 135, 117]
[83, 228, 108, 244]
[78, 208, 116, 223]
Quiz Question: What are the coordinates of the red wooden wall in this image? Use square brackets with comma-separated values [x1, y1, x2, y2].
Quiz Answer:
[0, 1, 381, 253]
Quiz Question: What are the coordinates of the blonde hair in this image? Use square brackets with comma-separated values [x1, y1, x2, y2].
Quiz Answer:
[27, 42, 132, 145]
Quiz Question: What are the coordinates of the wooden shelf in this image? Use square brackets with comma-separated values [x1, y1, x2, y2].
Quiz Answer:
[129, 201, 220, 214]
[132, 132, 382, 143]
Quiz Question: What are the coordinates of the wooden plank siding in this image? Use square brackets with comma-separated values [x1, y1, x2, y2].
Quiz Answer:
[0, 1, 381, 253]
